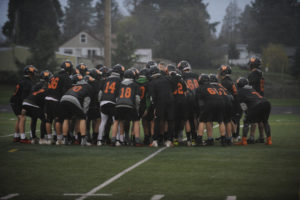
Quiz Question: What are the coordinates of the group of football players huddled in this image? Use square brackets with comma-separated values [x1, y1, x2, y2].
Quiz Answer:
[10, 57, 272, 147]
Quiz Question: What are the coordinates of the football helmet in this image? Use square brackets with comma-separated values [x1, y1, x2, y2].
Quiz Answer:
[236, 77, 249, 88]
[218, 65, 232, 76]
[76, 63, 88, 75]
[209, 74, 218, 83]
[40, 70, 53, 82]
[249, 57, 261, 69]
[146, 61, 157, 69]
[24, 65, 38, 76]
[89, 68, 102, 80]
[61, 61, 73, 73]
[124, 69, 135, 79]
[177, 60, 191, 72]
[112, 64, 125, 75]
[198, 74, 209, 85]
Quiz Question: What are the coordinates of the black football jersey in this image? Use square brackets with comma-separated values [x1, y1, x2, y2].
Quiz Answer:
[100, 75, 122, 103]
[237, 85, 267, 110]
[47, 70, 72, 100]
[10, 77, 33, 105]
[182, 72, 199, 94]
[64, 83, 96, 107]
[221, 76, 237, 96]
[148, 75, 176, 107]
[196, 83, 224, 104]
[24, 81, 49, 108]
[248, 69, 264, 96]
[173, 77, 187, 103]
[116, 79, 140, 108]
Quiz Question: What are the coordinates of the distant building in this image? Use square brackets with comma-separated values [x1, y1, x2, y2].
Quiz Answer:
[228, 44, 252, 66]
[58, 31, 153, 67]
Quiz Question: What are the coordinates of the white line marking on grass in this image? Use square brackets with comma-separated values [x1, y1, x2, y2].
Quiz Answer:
[75, 147, 167, 200]
[0, 130, 40, 138]
[64, 193, 112, 197]
[151, 194, 165, 200]
[0, 134, 14, 138]
[0, 193, 19, 200]
[226, 196, 236, 200]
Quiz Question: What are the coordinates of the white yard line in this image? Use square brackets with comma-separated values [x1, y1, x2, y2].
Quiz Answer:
[151, 194, 165, 200]
[226, 196, 237, 200]
[0, 193, 19, 200]
[0, 130, 40, 138]
[75, 147, 167, 200]
[64, 193, 112, 197]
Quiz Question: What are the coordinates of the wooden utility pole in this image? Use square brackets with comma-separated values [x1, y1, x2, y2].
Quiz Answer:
[104, 0, 111, 67]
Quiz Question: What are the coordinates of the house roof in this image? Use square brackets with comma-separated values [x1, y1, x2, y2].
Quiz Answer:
[60, 31, 102, 48]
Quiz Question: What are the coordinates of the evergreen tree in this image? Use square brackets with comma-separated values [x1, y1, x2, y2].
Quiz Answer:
[62, 0, 94, 40]
[112, 33, 137, 68]
[2, 0, 63, 46]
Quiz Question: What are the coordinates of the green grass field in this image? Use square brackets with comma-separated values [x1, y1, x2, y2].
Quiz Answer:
[0, 112, 300, 200]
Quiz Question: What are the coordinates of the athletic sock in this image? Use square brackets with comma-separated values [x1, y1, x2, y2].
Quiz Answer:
[47, 134, 52, 139]
[57, 134, 63, 140]
[119, 134, 124, 143]
[20, 133, 26, 139]
[111, 137, 116, 143]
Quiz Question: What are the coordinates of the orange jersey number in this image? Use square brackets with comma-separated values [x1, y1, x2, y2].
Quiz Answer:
[174, 82, 184, 95]
[140, 86, 145, 99]
[48, 77, 60, 89]
[120, 87, 132, 98]
[72, 86, 82, 92]
[104, 81, 116, 94]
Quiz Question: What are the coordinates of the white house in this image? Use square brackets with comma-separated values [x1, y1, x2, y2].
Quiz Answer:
[58, 31, 152, 66]
[58, 31, 104, 59]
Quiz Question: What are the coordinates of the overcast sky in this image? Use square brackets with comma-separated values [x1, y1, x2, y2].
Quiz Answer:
[0, 0, 252, 39]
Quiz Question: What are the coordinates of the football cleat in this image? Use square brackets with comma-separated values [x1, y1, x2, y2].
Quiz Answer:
[20, 138, 31, 144]
[45, 139, 53, 145]
[247, 138, 255, 144]
[164, 140, 173, 147]
[236, 137, 248, 146]
[39, 138, 47, 145]
[31, 137, 39, 144]
[97, 140, 103, 146]
[81, 137, 91, 146]
[266, 137, 272, 145]
[191, 139, 196, 146]
[173, 139, 179, 147]
[187, 140, 192, 147]
[13, 137, 20, 143]
[115, 141, 121, 147]
[56, 139, 63, 145]
[149, 140, 158, 147]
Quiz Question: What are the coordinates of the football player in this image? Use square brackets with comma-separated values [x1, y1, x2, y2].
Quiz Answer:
[86, 68, 103, 144]
[217, 65, 241, 142]
[111, 70, 142, 146]
[97, 64, 124, 146]
[209, 74, 233, 144]
[135, 68, 151, 145]
[167, 65, 187, 146]
[44, 61, 73, 144]
[235, 77, 272, 146]
[10, 65, 38, 143]
[148, 66, 176, 147]
[21, 70, 52, 144]
[248, 57, 265, 143]
[60, 75, 98, 146]
[177, 60, 199, 145]
[196, 74, 226, 146]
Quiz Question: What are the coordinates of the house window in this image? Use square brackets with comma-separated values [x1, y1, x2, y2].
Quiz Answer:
[80, 34, 87, 43]
[88, 49, 97, 58]
[64, 49, 73, 54]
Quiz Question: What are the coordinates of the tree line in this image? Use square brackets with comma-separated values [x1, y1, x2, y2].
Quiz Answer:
[2, 0, 300, 77]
